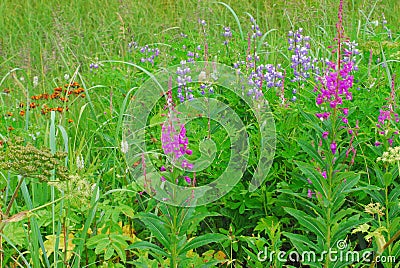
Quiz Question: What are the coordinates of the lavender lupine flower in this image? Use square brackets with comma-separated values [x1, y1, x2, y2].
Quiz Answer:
[246, 64, 284, 99]
[343, 41, 360, 71]
[89, 63, 99, 70]
[249, 16, 262, 39]
[176, 60, 193, 102]
[138, 45, 160, 65]
[382, 13, 392, 40]
[128, 40, 138, 52]
[222, 26, 232, 45]
[187, 51, 200, 63]
[288, 28, 313, 82]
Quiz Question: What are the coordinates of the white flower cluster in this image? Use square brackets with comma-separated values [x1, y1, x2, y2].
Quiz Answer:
[377, 146, 400, 163]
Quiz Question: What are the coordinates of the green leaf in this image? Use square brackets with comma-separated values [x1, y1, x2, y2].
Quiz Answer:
[284, 208, 326, 240]
[135, 212, 170, 249]
[298, 140, 325, 168]
[295, 161, 328, 200]
[383, 172, 393, 187]
[282, 232, 317, 252]
[86, 234, 108, 249]
[104, 246, 115, 260]
[112, 243, 126, 263]
[178, 233, 226, 255]
[118, 204, 135, 218]
[331, 216, 371, 247]
[94, 239, 110, 255]
[128, 241, 170, 257]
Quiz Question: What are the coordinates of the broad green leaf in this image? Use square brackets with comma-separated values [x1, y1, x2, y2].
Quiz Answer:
[113, 243, 126, 263]
[298, 140, 325, 168]
[284, 208, 326, 240]
[104, 246, 115, 260]
[295, 162, 328, 199]
[279, 189, 325, 218]
[86, 234, 108, 248]
[331, 216, 371, 247]
[178, 233, 226, 254]
[128, 241, 170, 257]
[282, 232, 318, 252]
[95, 239, 110, 255]
[135, 212, 170, 249]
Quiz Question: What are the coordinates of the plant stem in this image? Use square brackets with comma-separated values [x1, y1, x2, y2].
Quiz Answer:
[5, 175, 24, 218]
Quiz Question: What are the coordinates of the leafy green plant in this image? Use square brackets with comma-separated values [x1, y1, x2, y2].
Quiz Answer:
[129, 204, 226, 267]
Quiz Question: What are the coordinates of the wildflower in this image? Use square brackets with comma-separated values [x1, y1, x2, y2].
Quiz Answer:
[377, 146, 400, 163]
[160, 176, 166, 182]
[33, 76, 39, 87]
[321, 171, 327, 179]
[315, 112, 331, 121]
[249, 15, 262, 38]
[307, 189, 314, 198]
[288, 28, 313, 82]
[330, 141, 337, 154]
[76, 155, 84, 170]
[121, 140, 129, 154]
[322, 131, 329, 139]
[365, 203, 385, 216]
[176, 60, 193, 102]
[184, 176, 191, 184]
[160, 166, 166, 172]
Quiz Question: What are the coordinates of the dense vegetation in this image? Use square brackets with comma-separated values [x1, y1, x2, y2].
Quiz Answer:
[0, 0, 399, 267]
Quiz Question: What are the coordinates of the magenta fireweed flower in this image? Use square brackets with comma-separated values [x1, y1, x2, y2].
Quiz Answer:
[160, 166, 166, 172]
[330, 141, 337, 154]
[184, 176, 191, 184]
[307, 189, 314, 198]
[322, 131, 329, 139]
[315, 61, 354, 108]
[321, 171, 327, 179]
[316, 112, 331, 120]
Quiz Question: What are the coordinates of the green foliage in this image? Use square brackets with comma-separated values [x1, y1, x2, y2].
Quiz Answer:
[0, 0, 399, 267]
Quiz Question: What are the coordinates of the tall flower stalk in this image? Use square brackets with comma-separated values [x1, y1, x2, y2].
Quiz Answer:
[285, 2, 365, 267]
